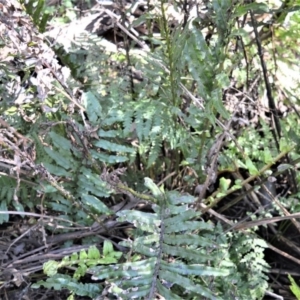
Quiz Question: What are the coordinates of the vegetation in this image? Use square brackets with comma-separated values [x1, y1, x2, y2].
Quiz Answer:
[289, 274, 300, 299]
[1, 0, 300, 299]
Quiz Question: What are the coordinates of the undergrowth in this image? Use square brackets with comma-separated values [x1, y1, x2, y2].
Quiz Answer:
[1, 0, 300, 299]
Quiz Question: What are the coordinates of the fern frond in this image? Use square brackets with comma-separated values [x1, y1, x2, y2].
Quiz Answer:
[73, 166, 112, 216]
[90, 190, 230, 299]
[147, 137, 162, 168]
[0, 175, 32, 223]
[33, 273, 101, 298]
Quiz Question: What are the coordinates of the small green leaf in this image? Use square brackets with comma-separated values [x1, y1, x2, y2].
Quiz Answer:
[144, 177, 164, 199]
[79, 250, 88, 260]
[88, 245, 101, 259]
[216, 73, 230, 89]
[42, 184, 58, 193]
[62, 255, 70, 263]
[82, 91, 102, 124]
[43, 260, 59, 276]
[49, 131, 72, 152]
[245, 157, 259, 175]
[67, 294, 75, 300]
[263, 148, 273, 164]
[93, 140, 135, 153]
[81, 194, 112, 214]
[103, 240, 113, 256]
[71, 253, 78, 261]
[280, 138, 293, 152]
[219, 177, 231, 192]
[74, 263, 87, 280]
[288, 274, 300, 299]
[44, 147, 72, 170]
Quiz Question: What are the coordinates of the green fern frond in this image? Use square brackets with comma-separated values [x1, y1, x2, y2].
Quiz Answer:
[89, 190, 230, 299]
[33, 242, 122, 298]
[77, 166, 111, 197]
[93, 140, 135, 154]
[0, 175, 31, 223]
[32, 273, 102, 298]
[82, 182, 270, 299]
[147, 137, 162, 168]
[0, 176, 16, 202]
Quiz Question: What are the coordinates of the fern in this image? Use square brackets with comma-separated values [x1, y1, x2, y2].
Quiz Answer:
[46, 15, 228, 172]
[216, 231, 269, 299]
[1, 1, 278, 298]
[9, 175, 269, 299]
[33, 242, 122, 299]
[77, 166, 112, 214]
[41, 131, 113, 222]
[86, 179, 268, 299]
[33, 274, 101, 299]
[0, 175, 34, 223]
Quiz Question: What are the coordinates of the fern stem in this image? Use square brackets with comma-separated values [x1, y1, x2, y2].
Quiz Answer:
[116, 182, 158, 204]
